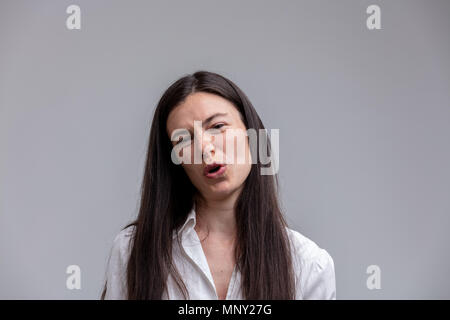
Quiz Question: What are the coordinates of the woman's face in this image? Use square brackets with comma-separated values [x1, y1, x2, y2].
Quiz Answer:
[166, 92, 252, 201]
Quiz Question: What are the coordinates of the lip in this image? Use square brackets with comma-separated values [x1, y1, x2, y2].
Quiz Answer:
[203, 163, 227, 179]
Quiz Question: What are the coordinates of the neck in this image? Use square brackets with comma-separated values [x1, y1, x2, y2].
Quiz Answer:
[194, 187, 242, 240]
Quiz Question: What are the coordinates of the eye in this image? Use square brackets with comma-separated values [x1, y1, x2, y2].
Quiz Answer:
[212, 123, 225, 129]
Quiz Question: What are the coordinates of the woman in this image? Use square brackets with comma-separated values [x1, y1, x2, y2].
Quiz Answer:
[101, 71, 336, 300]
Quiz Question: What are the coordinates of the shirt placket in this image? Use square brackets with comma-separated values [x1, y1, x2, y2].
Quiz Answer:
[181, 228, 219, 299]
[225, 264, 238, 300]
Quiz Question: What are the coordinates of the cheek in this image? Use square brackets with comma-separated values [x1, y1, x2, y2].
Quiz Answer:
[182, 163, 198, 178]
[222, 132, 252, 165]
[235, 136, 252, 183]
[178, 144, 195, 164]
[228, 153, 252, 185]
[181, 163, 204, 187]
[235, 161, 252, 182]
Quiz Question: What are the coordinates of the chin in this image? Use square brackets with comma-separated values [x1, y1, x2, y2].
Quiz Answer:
[205, 182, 236, 199]
[209, 183, 232, 194]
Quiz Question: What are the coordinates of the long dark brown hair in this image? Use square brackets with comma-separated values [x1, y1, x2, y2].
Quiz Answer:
[101, 71, 295, 299]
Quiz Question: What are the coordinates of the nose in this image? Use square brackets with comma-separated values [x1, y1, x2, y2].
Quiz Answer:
[193, 126, 215, 163]
[202, 132, 215, 163]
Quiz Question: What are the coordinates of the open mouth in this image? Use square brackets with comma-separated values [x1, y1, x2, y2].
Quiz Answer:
[208, 165, 221, 173]
[204, 163, 226, 178]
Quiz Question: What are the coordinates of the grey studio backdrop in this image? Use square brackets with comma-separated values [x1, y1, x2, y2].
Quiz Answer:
[1, 0, 449, 299]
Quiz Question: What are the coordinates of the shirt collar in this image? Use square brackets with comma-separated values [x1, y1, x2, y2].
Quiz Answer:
[173, 202, 197, 239]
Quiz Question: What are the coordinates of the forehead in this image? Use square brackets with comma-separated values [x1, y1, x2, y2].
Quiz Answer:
[166, 92, 240, 131]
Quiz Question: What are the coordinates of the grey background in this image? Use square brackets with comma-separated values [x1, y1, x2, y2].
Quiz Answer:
[1, 0, 449, 299]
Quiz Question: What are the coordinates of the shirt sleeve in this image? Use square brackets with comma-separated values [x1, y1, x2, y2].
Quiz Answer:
[301, 248, 336, 300]
[103, 228, 132, 300]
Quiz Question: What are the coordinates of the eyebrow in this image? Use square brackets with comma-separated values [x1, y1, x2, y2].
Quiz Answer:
[203, 112, 228, 127]
[171, 112, 229, 144]
[184, 112, 229, 132]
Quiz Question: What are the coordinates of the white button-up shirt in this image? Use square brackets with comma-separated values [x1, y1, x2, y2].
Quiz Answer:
[103, 206, 336, 300]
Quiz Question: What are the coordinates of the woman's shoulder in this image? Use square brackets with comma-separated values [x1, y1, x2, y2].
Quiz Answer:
[103, 225, 135, 299]
[110, 225, 136, 259]
[113, 225, 135, 242]
[285, 227, 336, 299]
[285, 227, 333, 265]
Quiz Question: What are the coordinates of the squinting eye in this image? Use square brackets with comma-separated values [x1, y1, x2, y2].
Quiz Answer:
[212, 123, 225, 129]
